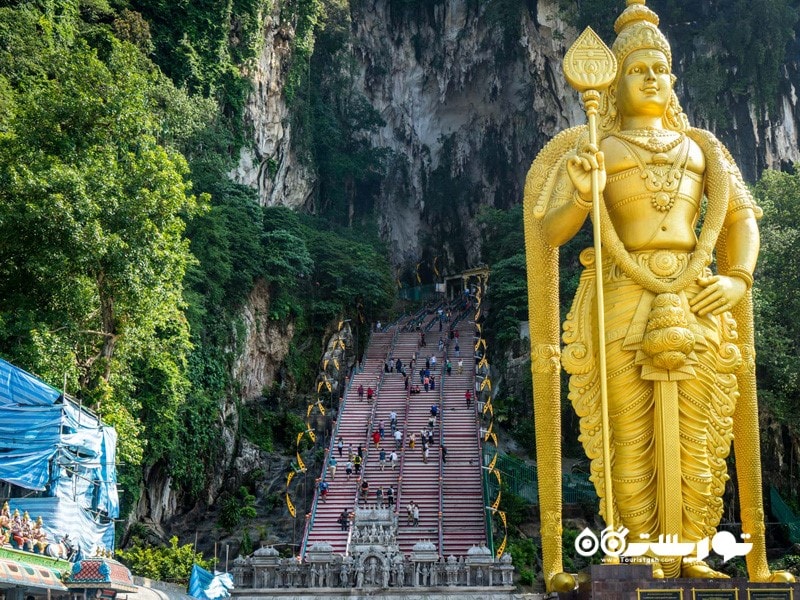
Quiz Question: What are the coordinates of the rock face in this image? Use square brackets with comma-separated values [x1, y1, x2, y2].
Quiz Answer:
[232, 278, 295, 401]
[348, 0, 583, 268]
[230, 1, 314, 209]
[678, 66, 800, 182]
[234, 0, 800, 268]
[130, 279, 297, 537]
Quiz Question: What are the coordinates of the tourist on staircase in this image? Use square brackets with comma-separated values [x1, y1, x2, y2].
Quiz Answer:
[354, 454, 362, 475]
[319, 480, 329, 503]
[338, 510, 349, 531]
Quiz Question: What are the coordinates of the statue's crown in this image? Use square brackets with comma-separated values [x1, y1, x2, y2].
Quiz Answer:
[612, 0, 672, 68]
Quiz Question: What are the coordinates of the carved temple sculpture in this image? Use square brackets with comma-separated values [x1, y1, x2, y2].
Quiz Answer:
[231, 507, 514, 590]
[524, 0, 795, 592]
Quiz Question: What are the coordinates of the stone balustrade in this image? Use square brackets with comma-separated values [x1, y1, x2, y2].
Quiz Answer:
[231, 507, 514, 590]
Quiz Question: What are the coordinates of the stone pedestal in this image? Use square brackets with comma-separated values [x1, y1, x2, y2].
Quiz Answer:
[564, 564, 800, 600]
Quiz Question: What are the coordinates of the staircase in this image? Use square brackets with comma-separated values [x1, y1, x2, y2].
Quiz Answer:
[346, 332, 418, 551]
[302, 331, 392, 554]
[441, 316, 487, 555]
[396, 312, 444, 555]
[302, 305, 487, 560]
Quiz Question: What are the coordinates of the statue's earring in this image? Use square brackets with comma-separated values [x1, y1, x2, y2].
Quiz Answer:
[604, 86, 618, 129]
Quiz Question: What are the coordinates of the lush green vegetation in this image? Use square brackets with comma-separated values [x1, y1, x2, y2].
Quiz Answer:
[129, 0, 272, 139]
[507, 537, 538, 586]
[0, 1, 204, 471]
[0, 0, 394, 530]
[219, 486, 258, 531]
[116, 536, 214, 584]
[753, 167, 800, 432]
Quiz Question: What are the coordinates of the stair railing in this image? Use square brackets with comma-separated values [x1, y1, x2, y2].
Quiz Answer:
[436, 343, 446, 559]
[393, 334, 418, 528]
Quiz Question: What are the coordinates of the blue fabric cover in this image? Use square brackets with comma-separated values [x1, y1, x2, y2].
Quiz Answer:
[188, 565, 233, 600]
[9, 497, 113, 559]
[0, 359, 118, 555]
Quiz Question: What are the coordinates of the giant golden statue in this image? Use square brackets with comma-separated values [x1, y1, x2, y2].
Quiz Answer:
[524, 0, 794, 591]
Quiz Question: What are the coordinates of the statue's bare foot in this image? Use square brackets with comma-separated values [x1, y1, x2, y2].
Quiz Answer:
[549, 572, 577, 592]
[652, 565, 665, 579]
[681, 561, 730, 579]
[766, 571, 795, 583]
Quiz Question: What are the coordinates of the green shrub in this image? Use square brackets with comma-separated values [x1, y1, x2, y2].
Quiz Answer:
[508, 537, 538, 585]
[116, 536, 213, 583]
[219, 486, 258, 531]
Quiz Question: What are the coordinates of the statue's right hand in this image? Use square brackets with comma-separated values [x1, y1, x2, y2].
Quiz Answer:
[567, 143, 606, 202]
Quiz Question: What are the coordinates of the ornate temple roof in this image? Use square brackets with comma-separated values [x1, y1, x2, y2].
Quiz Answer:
[67, 557, 137, 592]
[0, 557, 67, 591]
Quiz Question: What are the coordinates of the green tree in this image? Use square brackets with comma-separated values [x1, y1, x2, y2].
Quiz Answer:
[116, 536, 214, 583]
[752, 167, 800, 427]
[0, 7, 202, 468]
[304, 0, 387, 226]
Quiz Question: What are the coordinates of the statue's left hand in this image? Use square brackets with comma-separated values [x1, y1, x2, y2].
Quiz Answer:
[690, 275, 748, 316]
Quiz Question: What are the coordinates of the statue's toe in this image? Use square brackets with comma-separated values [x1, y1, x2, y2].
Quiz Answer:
[550, 572, 577, 592]
[681, 561, 730, 579]
[768, 570, 796, 584]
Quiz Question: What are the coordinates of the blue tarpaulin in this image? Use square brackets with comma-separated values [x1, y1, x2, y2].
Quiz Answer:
[0, 358, 118, 556]
[188, 565, 233, 600]
[8, 497, 113, 558]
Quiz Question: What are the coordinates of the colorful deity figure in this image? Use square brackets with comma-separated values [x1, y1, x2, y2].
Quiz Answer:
[10, 509, 24, 548]
[0, 502, 10, 532]
[32, 516, 48, 553]
[525, 0, 794, 591]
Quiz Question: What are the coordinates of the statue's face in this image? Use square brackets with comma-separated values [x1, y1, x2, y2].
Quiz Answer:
[616, 49, 672, 119]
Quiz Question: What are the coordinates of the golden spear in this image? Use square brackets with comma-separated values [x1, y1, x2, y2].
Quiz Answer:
[563, 28, 618, 531]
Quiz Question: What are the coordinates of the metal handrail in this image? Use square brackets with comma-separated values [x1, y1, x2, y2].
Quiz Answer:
[436, 344, 446, 559]
[470, 310, 496, 556]
[394, 333, 420, 527]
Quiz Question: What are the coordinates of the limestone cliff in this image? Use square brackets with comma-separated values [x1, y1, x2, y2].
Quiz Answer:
[233, 0, 800, 269]
[130, 278, 298, 537]
[229, 1, 314, 209]
[232, 278, 295, 401]
[349, 0, 582, 268]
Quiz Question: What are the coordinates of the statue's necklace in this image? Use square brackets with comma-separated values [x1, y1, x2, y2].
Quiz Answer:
[615, 129, 685, 154]
[615, 134, 690, 212]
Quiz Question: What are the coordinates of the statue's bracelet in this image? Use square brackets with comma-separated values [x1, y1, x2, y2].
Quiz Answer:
[572, 190, 593, 212]
[727, 265, 754, 290]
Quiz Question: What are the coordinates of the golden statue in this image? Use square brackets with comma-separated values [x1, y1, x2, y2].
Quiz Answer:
[524, 0, 794, 591]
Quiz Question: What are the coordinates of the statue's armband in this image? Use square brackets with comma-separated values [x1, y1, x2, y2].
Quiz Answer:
[723, 172, 758, 227]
